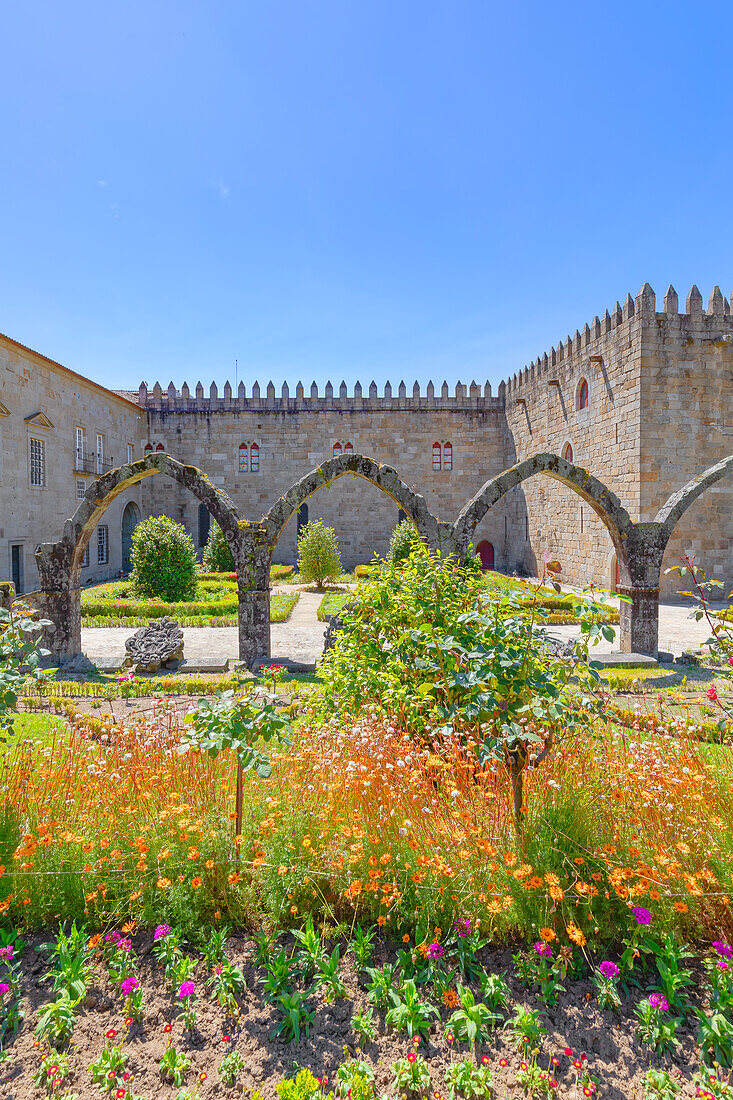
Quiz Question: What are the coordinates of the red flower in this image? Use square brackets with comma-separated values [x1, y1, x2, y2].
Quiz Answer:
[564, 1048, 573, 1056]
[407, 1051, 417, 1063]
[163, 1023, 172, 1033]
[106, 1028, 117, 1039]
[707, 686, 719, 701]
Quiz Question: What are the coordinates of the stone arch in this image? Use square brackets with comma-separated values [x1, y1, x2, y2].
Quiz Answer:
[35, 453, 246, 660]
[452, 451, 635, 582]
[654, 454, 733, 539]
[260, 453, 449, 553]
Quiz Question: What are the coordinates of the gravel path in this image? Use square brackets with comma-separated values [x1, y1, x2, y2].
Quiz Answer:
[81, 588, 327, 671]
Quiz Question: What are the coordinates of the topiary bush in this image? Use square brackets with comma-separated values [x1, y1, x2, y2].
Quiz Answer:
[297, 519, 342, 590]
[387, 519, 424, 566]
[130, 515, 198, 602]
[202, 522, 235, 572]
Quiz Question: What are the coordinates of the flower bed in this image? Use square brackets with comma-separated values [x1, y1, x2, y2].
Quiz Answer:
[81, 583, 299, 626]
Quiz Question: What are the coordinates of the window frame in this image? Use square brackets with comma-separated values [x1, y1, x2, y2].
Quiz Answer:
[238, 442, 249, 473]
[249, 442, 260, 472]
[96, 432, 105, 474]
[29, 436, 45, 488]
[577, 378, 589, 410]
[432, 442, 442, 471]
[97, 524, 109, 565]
[443, 441, 453, 471]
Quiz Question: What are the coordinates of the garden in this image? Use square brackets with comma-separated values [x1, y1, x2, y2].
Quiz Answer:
[2, 532, 733, 1099]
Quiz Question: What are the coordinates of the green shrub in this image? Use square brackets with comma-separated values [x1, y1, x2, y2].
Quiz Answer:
[202, 522, 235, 572]
[130, 515, 198, 602]
[296, 520, 342, 590]
[387, 519, 424, 566]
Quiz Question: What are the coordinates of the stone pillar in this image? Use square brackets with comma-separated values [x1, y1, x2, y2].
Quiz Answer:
[232, 528, 272, 667]
[34, 543, 82, 662]
[616, 524, 668, 659]
[618, 586, 660, 657]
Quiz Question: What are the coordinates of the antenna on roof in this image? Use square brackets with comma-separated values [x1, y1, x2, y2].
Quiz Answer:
[235, 358, 238, 393]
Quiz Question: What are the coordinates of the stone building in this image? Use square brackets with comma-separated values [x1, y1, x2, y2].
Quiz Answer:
[2, 281, 732, 600]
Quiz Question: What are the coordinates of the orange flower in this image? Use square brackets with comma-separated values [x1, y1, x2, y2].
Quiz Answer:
[539, 927, 556, 942]
[549, 885, 564, 902]
[442, 989, 459, 1008]
[191, 877, 202, 890]
[402, 934, 410, 943]
[227, 872, 240, 886]
[157, 877, 171, 890]
[566, 922, 586, 947]
[377, 915, 387, 926]
[673, 901, 689, 913]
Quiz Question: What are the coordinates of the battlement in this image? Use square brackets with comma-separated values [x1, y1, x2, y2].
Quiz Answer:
[138, 378, 504, 412]
[502, 283, 733, 397]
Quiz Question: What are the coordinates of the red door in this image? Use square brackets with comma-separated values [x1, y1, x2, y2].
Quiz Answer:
[476, 540, 494, 570]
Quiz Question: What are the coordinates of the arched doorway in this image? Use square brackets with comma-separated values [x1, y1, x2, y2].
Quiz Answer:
[198, 503, 211, 549]
[476, 540, 494, 570]
[296, 503, 309, 540]
[121, 501, 141, 574]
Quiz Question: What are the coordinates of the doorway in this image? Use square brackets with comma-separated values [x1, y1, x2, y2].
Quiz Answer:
[11, 544, 23, 594]
[121, 502, 141, 574]
[476, 540, 495, 570]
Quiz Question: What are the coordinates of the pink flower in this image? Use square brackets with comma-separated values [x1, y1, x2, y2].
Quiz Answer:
[427, 942, 443, 959]
[0, 982, 9, 994]
[178, 980, 195, 999]
[121, 977, 139, 995]
[534, 941, 553, 957]
[713, 941, 733, 959]
[599, 961, 619, 979]
[631, 907, 651, 925]
[707, 686, 719, 701]
[454, 917, 471, 937]
[154, 924, 171, 941]
[649, 993, 669, 1012]
[0, 945, 14, 961]
[407, 1051, 416, 1063]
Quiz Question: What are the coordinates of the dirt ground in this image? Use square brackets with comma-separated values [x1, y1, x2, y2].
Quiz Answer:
[1, 932, 710, 1099]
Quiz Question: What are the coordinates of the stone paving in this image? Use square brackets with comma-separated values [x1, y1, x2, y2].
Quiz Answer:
[79, 589, 720, 672]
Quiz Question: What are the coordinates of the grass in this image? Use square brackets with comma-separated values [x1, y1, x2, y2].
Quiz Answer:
[317, 591, 352, 620]
[2, 713, 66, 751]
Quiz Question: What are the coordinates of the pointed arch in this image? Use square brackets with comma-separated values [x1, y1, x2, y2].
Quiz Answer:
[452, 451, 635, 577]
[260, 452, 443, 550]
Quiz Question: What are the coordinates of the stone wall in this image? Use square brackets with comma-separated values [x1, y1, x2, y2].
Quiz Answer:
[0, 334, 144, 592]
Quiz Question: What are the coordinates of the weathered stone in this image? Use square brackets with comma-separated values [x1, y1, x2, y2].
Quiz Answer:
[123, 617, 184, 673]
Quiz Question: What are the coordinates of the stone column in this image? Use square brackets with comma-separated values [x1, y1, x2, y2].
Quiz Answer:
[34, 542, 82, 662]
[616, 524, 668, 659]
[232, 527, 272, 667]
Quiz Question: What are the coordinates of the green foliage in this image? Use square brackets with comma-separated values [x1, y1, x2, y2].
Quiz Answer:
[445, 984, 500, 1047]
[335, 1056, 375, 1099]
[89, 1043, 128, 1090]
[277, 1067, 333, 1100]
[351, 1005, 377, 1048]
[445, 1059, 493, 1100]
[352, 924, 376, 968]
[297, 519, 343, 589]
[271, 989, 315, 1043]
[391, 1054, 430, 1096]
[479, 972, 511, 1014]
[292, 915, 326, 982]
[179, 683, 292, 779]
[315, 946, 347, 1001]
[0, 604, 50, 735]
[697, 1010, 733, 1068]
[385, 978, 439, 1039]
[219, 1050, 246, 1086]
[130, 514, 198, 602]
[643, 1069, 681, 1100]
[202, 522, 235, 572]
[33, 1048, 73, 1092]
[635, 998, 681, 1055]
[35, 991, 79, 1047]
[387, 520, 424, 566]
[504, 1005, 546, 1050]
[159, 1044, 191, 1086]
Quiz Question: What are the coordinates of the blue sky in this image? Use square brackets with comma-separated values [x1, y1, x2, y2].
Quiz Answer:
[0, 1, 730, 394]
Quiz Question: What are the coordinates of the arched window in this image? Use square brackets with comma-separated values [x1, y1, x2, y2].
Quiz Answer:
[155, 442, 165, 451]
[432, 442, 442, 471]
[333, 441, 342, 457]
[562, 442, 573, 462]
[344, 441, 353, 454]
[250, 442, 260, 472]
[239, 442, 248, 473]
[144, 443, 153, 453]
[577, 378, 589, 410]
[443, 441, 453, 471]
[297, 503, 309, 539]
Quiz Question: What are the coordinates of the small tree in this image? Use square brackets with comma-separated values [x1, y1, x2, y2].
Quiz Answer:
[297, 519, 342, 590]
[130, 515, 198, 602]
[387, 519, 424, 566]
[202, 521, 235, 572]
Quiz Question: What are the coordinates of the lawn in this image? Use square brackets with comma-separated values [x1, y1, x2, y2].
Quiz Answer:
[80, 576, 299, 626]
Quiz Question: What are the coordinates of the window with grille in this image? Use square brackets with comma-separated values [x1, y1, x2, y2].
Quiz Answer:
[97, 525, 109, 564]
[443, 442, 453, 470]
[333, 441, 342, 457]
[249, 443, 259, 471]
[156, 442, 165, 451]
[82, 544, 90, 567]
[76, 481, 86, 501]
[127, 443, 134, 463]
[144, 442, 153, 453]
[344, 441, 353, 453]
[432, 442, 441, 471]
[30, 437, 45, 487]
[96, 433, 104, 474]
[239, 442, 248, 472]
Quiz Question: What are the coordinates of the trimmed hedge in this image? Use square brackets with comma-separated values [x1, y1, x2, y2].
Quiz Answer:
[81, 591, 299, 627]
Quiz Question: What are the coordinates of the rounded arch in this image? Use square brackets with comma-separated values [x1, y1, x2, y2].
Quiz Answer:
[476, 540, 494, 570]
[452, 451, 635, 575]
[576, 377, 589, 410]
[654, 453, 733, 539]
[121, 500, 141, 574]
[40, 453, 243, 581]
[260, 452, 442, 551]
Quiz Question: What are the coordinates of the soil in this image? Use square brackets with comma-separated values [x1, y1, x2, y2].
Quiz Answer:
[1, 933, 711, 1099]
